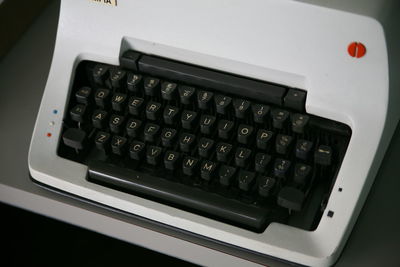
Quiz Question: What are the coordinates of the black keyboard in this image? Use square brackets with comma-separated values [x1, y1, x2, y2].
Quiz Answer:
[58, 51, 351, 232]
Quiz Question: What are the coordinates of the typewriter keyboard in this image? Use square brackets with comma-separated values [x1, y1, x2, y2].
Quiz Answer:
[58, 51, 351, 232]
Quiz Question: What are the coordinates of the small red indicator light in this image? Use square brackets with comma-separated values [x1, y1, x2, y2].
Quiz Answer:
[348, 42, 366, 58]
[47, 133, 52, 137]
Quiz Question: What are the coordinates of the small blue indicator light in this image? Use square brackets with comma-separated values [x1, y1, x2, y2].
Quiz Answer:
[53, 110, 58, 114]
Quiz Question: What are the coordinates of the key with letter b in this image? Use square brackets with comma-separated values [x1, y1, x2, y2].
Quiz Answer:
[164, 151, 180, 170]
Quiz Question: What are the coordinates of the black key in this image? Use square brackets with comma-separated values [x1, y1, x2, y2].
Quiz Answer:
[198, 138, 214, 158]
[256, 129, 273, 150]
[178, 85, 195, 105]
[258, 176, 276, 197]
[126, 118, 142, 137]
[219, 165, 236, 186]
[237, 124, 254, 145]
[138, 55, 286, 105]
[214, 95, 232, 115]
[129, 140, 145, 160]
[276, 134, 293, 154]
[296, 140, 313, 160]
[164, 151, 180, 170]
[62, 128, 86, 150]
[200, 160, 217, 181]
[274, 159, 291, 178]
[94, 131, 111, 151]
[109, 114, 125, 133]
[199, 115, 216, 135]
[92, 110, 108, 129]
[181, 110, 197, 130]
[88, 160, 271, 231]
[92, 64, 109, 85]
[284, 89, 306, 111]
[291, 114, 309, 134]
[255, 153, 271, 173]
[271, 109, 290, 129]
[252, 104, 270, 123]
[75, 87, 91, 104]
[218, 120, 234, 139]
[146, 101, 162, 120]
[294, 164, 312, 185]
[163, 106, 180, 125]
[161, 82, 177, 100]
[120, 51, 141, 71]
[70, 104, 87, 123]
[143, 123, 160, 142]
[235, 147, 251, 168]
[161, 128, 177, 147]
[197, 90, 213, 110]
[144, 77, 160, 96]
[146, 146, 163, 165]
[238, 170, 256, 191]
[109, 68, 126, 88]
[277, 186, 305, 211]
[94, 88, 111, 108]
[216, 142, 233, 162]
[179, 133, 196, 152]
[111, 93, 127, 112]
[128, 96, 144, 116]
[314, 145, 332, 165]
[233, 99, 251, 119]
[182, 156, 199, 176]
[126, 73, 142, 92]
[111, 135, 128, 155]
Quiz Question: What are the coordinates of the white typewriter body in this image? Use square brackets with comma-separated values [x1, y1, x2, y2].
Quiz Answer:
[28, 0, 399, 266]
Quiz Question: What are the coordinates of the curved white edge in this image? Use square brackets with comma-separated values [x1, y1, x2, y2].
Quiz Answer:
[28, 0, 398, 266]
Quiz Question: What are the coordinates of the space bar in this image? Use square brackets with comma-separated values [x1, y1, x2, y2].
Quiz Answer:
[87, 161, 269, 230]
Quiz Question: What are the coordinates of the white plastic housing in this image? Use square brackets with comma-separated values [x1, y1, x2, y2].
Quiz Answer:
[29, 0, 399, 266]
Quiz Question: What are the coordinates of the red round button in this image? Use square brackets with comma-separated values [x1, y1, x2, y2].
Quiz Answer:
[348, 42, 366, 58]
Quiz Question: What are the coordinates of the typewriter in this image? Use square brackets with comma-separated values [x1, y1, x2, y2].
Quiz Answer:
[28, 0, 400, 266]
